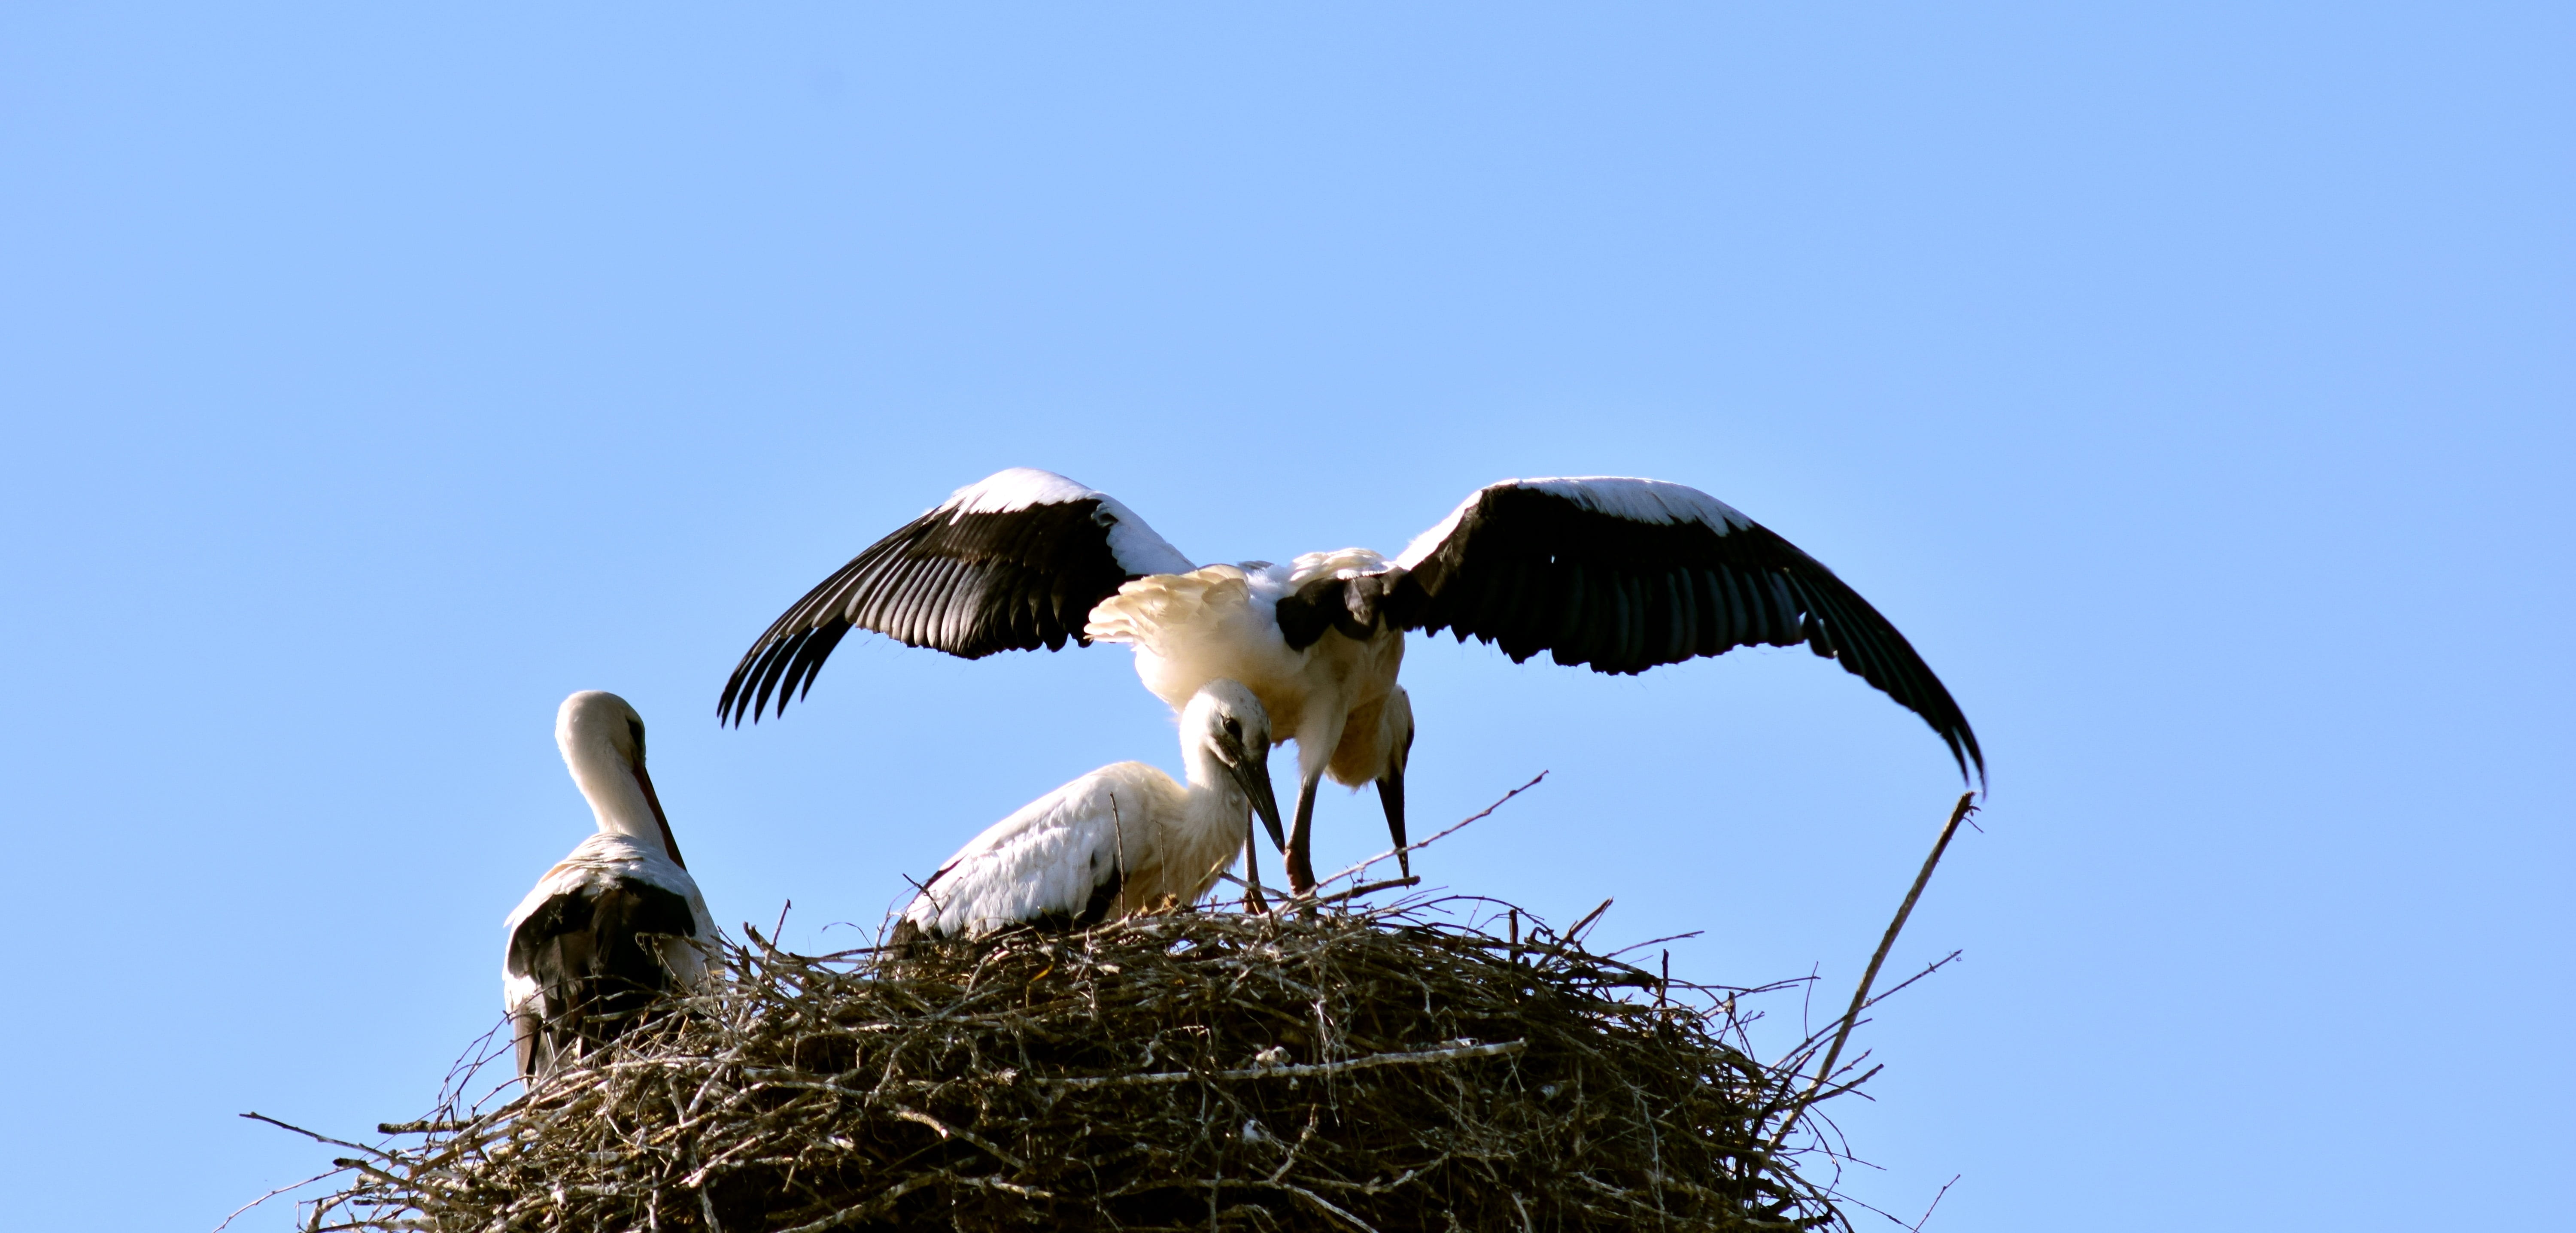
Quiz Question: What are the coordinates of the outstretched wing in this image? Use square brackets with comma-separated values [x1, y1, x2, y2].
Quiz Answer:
[1385, 477, 1984, 783]
[720, 469, 1194, 724]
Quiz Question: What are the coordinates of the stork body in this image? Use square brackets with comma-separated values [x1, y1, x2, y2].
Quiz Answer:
[504, 691, 715, 1082]
[896, 680, 1282, 941]
[1087, 555, 1413, 887]
[725, 469, 1981, 893]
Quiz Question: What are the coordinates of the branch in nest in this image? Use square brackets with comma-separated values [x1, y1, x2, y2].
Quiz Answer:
[1039, 1039, 1527, 1090]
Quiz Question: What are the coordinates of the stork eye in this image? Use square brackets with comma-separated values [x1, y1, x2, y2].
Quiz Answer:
[1222, 717, 1242, 740]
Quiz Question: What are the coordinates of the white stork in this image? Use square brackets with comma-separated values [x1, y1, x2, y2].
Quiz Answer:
[504, 691, 716, 1081]
[893, 679, 1284, 942]
[722, 469, 1982, 892]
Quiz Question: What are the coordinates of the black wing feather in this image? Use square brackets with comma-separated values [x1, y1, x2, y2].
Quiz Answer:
[721, 495, 1169, 725]
[507, 880, 700, 1081]
[1388, 483, 1984, 783]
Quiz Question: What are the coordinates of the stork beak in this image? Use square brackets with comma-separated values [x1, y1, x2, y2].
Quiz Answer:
[632, 762, 685, 869]
[1232, 750, 1287, 854]
[1378, 761, 1408, 878]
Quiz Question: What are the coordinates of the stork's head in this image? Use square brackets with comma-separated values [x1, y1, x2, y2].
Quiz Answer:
[556, 690, 685, 869]
[1184, 679, 1286, 852]
[558, 689, 646, 771]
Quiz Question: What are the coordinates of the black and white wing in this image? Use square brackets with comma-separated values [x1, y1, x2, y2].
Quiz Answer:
[895, 767, 1141, 940]
[1383, 477, 1984, 782]
[720, 469, 1195, 724]
[504, 862, 707, 1081]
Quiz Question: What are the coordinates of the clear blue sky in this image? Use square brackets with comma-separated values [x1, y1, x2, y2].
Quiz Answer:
[2, 5, 2567, 1229]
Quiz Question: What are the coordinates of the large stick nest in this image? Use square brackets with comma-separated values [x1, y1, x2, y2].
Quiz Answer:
[304, 897, 1867, 1232]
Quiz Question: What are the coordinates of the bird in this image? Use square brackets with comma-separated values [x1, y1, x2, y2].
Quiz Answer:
[894, 679, 1285, 942]
[504, 690, 716, 1082]
[721, 468, 1982, 893]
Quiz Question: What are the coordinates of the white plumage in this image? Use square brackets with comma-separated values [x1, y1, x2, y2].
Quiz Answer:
[898, 680, 1283, 940]
[503, 691, 715, 1081]
[1084, 553, 1412, 887]
[947, 467, 1194, 575]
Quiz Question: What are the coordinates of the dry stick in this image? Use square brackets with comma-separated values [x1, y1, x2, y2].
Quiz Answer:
[240, 1112, 386, 1159]
[1864, 949, 1964, 1014]
[1279, 1180, 1383, 1233]
[891, 1107, 1028, 1172]
[1040, 1039, 1526, 1090]
[1766, 792, 1978, 1156]
[1909, 1172, 1963, 1232]
[1270, 772, 1549, 915]
[209, 1166, 348, 1233]
[1309, 875, 1420, 908]
[1564, 898, 1614, 945]
[698, 1181, 725, 1233]
[1310, 771, 1549, 893]
[1604, 930, 1704, 961]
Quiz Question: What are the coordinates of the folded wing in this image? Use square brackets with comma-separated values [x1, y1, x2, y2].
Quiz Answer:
[899, 769, 1141, 939]
[504, 867, 705, 1081]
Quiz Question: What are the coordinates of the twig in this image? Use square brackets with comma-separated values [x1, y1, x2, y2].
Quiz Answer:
[1564, 898, 1614, 944]
[1280, 1180, 1383, 1233]
[1313, 772, 1547, 890]
[1307, 876, 1420, 908]
[1041, 1040, 1526, 1090]
[1768, 792, 1977, 1155]
[699, 1175, 726, 1233]
[766, 1171, 953, 1233]
[1805, 1061, 1885, 1106]
[892, 1107, 1028, 1171]
[898, 872, 946, 922]
[1862, 950, 1963, 1012]
[1908, 1173, 1962, 1231]
[208, 1166, 346, 1233]
[1603, 930, 1704, 960]
[239, 1112, 385, 1159]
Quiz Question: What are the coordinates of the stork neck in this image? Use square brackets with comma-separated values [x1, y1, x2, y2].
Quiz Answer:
[566, 741, 663, 850]
[1180, 735, 1251, 817]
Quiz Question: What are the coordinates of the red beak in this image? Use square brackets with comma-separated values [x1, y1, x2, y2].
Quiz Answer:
[632, 762, 684, 869]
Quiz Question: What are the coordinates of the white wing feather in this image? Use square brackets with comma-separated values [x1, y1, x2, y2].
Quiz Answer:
[902, 764, 1172, 938]
[936, 468, 1196, 577]
[1393, 477, 1752, 569]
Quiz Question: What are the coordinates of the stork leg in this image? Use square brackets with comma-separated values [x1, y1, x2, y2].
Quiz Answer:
[1241, 810, 1270, 913]
[1286, 764, 1326, 895]
[1377, 761, 1409, 879]
[1283, 704, 1348, 896]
